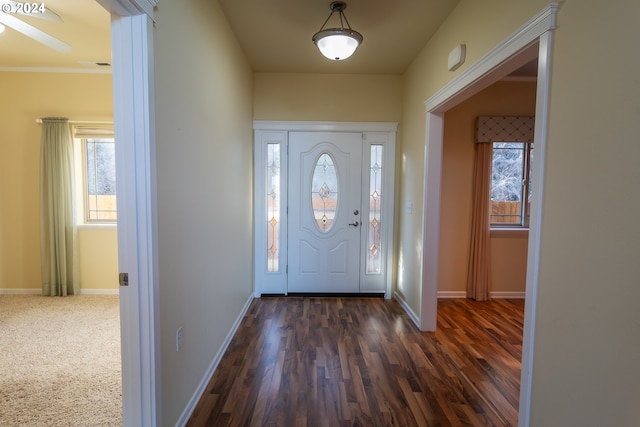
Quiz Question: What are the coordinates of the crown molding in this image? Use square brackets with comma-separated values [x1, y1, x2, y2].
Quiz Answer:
[0, 66, 112, 74]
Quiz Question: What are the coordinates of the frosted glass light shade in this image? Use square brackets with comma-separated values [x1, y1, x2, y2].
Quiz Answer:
[313, 29, 362, 61]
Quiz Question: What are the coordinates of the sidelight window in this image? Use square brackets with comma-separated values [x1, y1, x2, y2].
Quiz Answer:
[266, 143, 281, 272]
[367, 145, 383, 273]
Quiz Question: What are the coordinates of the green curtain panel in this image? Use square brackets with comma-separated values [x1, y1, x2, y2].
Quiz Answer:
[39, 118, 79, 296]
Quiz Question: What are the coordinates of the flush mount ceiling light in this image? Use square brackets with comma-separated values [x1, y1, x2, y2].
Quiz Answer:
[312, 1, 363, 61]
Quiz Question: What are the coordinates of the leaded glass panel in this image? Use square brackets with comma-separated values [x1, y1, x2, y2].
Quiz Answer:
[311, 153, 338, 233]
[267, 143, 280, 272]
[367, 145, 383, 273]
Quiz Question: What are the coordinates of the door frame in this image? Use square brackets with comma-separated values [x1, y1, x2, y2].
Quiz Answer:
[419, 4, 557, 427]
[254, 121, 397, 298]
[96, 1, 160, 426]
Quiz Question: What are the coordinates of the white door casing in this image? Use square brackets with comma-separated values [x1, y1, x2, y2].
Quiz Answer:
[97, 0, 160, 426]
[253, 121, 397, 298]
[288, 132, 363, 293]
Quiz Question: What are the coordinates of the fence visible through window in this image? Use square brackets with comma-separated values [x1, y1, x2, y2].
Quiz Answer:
[85, 138, 117, 222]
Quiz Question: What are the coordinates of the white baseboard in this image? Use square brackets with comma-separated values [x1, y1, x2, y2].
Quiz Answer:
[437, 291, 467, 298]
[0, 288, 120, 295]
[0, 288, 41, 295]
[79, 289, 120, 295]
[489, 291, 526, 299]
[393, 291, 420, 329]
[437, 290, 526, 299]
[175, 293, 255, 427]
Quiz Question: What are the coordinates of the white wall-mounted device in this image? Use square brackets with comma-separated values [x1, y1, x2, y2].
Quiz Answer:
[448, 44, 466, 71]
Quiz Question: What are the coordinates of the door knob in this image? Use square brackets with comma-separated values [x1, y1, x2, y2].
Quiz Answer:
[348, 221, 360, 227]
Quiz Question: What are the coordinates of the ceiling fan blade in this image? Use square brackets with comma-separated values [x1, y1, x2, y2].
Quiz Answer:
[5, 1, 63, 22]
[0, 12, 71, 53]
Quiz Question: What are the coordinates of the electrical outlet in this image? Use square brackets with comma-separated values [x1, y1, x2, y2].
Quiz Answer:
[176, 327, 183, 352]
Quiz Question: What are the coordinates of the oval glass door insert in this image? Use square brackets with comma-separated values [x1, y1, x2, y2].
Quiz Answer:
[311, 153, 339, 233]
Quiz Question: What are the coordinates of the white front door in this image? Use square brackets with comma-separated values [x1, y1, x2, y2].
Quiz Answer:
[288, 132, 363, 293]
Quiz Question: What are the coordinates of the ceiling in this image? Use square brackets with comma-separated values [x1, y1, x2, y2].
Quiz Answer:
[0, 0, 536, 77]
[0, 0, 111, 70]
[0, 0, 463, 74]
[217, 0, 461, 74]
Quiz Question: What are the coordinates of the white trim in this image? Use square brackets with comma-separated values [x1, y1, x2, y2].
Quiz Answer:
[110, 11, 160, 427]
[436, 291, 526, 299]
[419, 112, 443, 331]
[490, 227, 529, 237]
[393, 291, 420, 328]
[96, 0, 157, 20]
[491, 291, 526, 299]
[519, 29, 554, 427]
[0, 288, 41, 294]
[77, 223, 118, 231]
[36, 119, 114, 125]
[0, 67, 112, 74]
[79, 289, 120, 295]
[436, 291, 466, 298]
[0, 289, 120, 296]
[420, 4, 557, 427]
[253, 120, 398, 133]
[175, 294, 255, 427]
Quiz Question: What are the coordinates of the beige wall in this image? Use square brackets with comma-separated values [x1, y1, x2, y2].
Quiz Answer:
[254, 73, 402, 122]
[399, 0, 640, 424]
[440, 81, 536, 294]
[78, 227, 118, 290]
[0, 71, 117, 292]
[153, 1, 254, 424]
[531, 1, 640, 424]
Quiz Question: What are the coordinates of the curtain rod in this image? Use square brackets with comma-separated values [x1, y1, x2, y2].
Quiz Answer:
[35, 119, 114, 125]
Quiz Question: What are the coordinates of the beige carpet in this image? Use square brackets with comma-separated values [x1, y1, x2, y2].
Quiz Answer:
[0, 294, 122, 426]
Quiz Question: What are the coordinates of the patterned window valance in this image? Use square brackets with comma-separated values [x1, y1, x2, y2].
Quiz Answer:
[475, 116, 534, 143]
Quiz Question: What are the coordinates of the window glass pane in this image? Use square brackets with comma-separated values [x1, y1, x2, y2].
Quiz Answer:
[86, 138, 117, 221]
[311, 153, 338, 233]
[528, 146, 534, 203]
[367, 145, 383, 274]
[267, 143, 281, 272]
[491, 142, 524, 225]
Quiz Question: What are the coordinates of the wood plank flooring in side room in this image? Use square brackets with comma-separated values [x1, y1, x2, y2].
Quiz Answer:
[187, 297, 524, 427]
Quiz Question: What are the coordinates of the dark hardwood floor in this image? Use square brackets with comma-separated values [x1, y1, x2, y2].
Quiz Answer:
[187, 297, 524, 426]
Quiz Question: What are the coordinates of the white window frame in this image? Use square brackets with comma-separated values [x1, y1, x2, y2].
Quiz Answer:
[82, 137, 117, 223]
[72, 124, 117, 227]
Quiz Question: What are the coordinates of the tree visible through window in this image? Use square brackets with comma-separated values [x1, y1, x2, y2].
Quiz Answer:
[85, 138, 117, 222]
[490, 142, 532, 227]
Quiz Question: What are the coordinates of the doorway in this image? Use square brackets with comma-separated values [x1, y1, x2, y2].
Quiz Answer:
[253, 121, 397, 297]
[419, 5, 557, 425]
